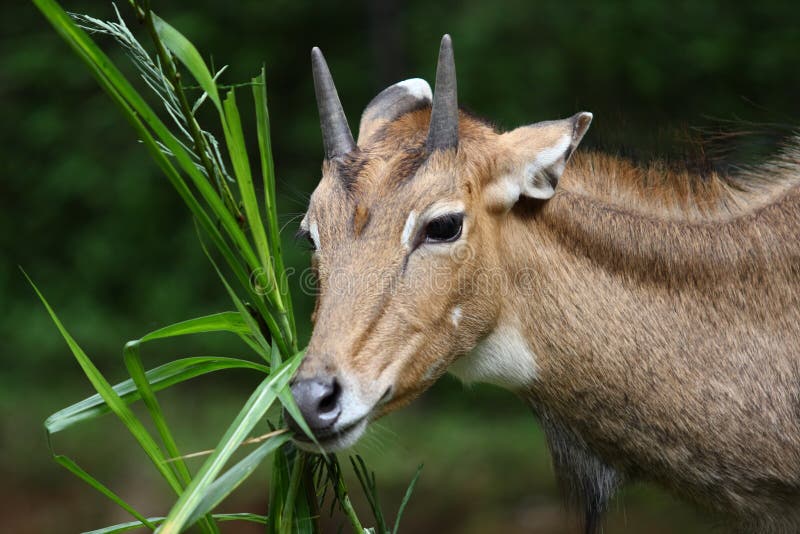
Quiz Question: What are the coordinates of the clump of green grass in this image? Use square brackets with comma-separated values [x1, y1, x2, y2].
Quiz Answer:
[29, 1, 420, 532]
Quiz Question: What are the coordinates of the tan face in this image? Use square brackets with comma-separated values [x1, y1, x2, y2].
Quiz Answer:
[293, 110, 501, 450]
[291, 46, 591, 450]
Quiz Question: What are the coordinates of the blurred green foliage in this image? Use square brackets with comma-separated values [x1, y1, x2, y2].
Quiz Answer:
[2, 0, 799, 532]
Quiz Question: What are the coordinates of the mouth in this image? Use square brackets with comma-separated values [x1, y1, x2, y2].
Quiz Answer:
[288, 385, 392, 453]
[292, 417, 369, 452]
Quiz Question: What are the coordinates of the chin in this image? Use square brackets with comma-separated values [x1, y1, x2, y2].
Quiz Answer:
[292, 418, 369, 453]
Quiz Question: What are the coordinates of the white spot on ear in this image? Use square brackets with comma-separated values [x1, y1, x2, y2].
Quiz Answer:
[448, 324, 538, 389]
[309, 222, 320, 251]
[401, 210, 417, 249]
[534, 134, 571, 169]
[397, 78, 432, 101]
[450, 306, 462, 327]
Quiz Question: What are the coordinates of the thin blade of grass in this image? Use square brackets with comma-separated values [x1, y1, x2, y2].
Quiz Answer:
[197, 227, 283, 358]
[55, 455, 154, 530]
[186, 433, 291, 526]
[25, 272, 182, 495]
[151, 14, 221, 112]
[156, 353, 303, 534]
[34, 0, 261, 274]
[221, 89, 274, 292]
[46, 357, 268, 434]
[267, 441, 290, 534]
[252, 68, 295, 342]
[123, 343, 192, 485]
[85, 513, 268, 534]
[391, 465, 423, 534]
[350, 456, 386, 532]
[140, 311, 250, 341]
[122, 346, 221, 534]
[277, 389, 321, 452]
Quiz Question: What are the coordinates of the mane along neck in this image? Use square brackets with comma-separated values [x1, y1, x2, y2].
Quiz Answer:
[528, 146, 800, 286]
[560, 147, 800, 222]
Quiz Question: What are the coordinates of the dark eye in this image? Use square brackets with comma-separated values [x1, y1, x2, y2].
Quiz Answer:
[424, 213, 463, 243]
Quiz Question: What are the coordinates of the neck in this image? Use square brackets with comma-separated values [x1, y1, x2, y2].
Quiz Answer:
[493, 154, 800, 516]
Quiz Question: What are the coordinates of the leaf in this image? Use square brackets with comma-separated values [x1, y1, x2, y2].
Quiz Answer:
[392, 465, 423, 534]
[46, 357, 268, 434]
[221, 88, 274, 293]
[84, 513, 268, 534]
[186, 433, 291, 526]
[124, 342, 192, 486]
[55, 455, 155, 530]
[252, 68, 295, 337]
[278, 389, 321, 452]
[24, 272, 183, 495]
[157, 352, 304, 534]
[34, 0, 262, 278]
[140, 311, 250, 342]
[152, 13, 221, 112]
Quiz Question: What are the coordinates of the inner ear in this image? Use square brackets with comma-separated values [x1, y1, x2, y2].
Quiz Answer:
[495, 112, 593, 207]
[358, 79, 432, 145]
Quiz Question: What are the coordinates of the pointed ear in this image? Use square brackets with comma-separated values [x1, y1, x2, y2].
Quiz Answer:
[488, 112, 592, 209]
[358, 78, 432, 145]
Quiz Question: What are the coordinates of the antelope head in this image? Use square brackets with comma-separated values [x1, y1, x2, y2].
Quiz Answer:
[290, 35, 592, 450]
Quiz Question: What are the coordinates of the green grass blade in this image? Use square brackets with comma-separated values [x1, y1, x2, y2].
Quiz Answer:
[197, 229, 283, 358]
[140, 311, 250, 342]
[279, 451, 316, 534]
[186, 433, 291, 526]
[46, 357, 268, 434]
[268, 441, 291, 534]
[25, 272, 183, 494]
[122, 346, 222, 534]
[391, 465, 423, 534]
[85, 513, 268, 534]
[151, 13, 221, 112]
[157, 353, 304, 534]
[252, 68, 296, 342]
[277, 389, 320, 451]
[33, 0, 261, 274]
[350, 455, 386, 533]
[124, 343, 192, 485]
[221, 89, 273, 286]
[55, 455, 155, 530]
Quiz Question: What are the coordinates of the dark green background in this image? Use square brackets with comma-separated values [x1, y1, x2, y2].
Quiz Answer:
[3, 0, 798, 532]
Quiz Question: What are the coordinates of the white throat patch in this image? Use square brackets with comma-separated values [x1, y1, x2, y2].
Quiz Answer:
[448, 324, 538, 389]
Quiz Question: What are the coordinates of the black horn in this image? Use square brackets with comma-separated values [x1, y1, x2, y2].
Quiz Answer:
[311, 47, 355, 159]
[426, 34, 459, 151]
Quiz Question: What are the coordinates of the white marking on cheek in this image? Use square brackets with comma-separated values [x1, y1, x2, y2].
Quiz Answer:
[450, 306, 462, 327]
[397, 78, 433, 101]
[309, 222, 320, 250]
[448, 325, 538, 389]
[401, 210, 417, 249]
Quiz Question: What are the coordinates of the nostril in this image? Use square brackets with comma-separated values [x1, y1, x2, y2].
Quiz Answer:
[290, 376, 342, 431]
[317, 378, 341, 414]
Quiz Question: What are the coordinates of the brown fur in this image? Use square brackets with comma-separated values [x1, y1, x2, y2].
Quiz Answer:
[299, 105, 800, 532]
